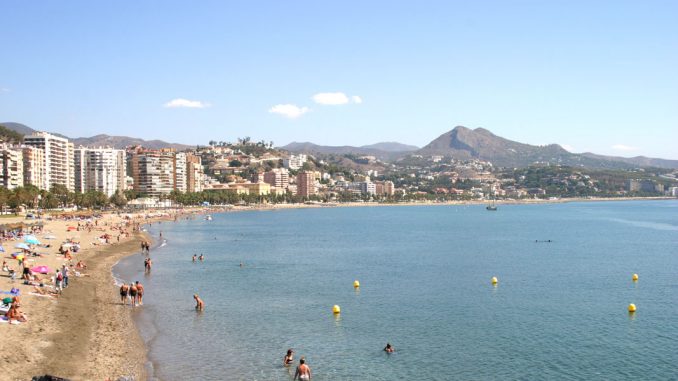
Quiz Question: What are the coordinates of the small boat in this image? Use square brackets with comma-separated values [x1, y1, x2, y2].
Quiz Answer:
[486, 190, 498, 211]
[205, 215, 213, 221]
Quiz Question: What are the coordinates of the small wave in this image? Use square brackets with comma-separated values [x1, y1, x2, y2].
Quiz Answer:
[608, 218, 678, 231]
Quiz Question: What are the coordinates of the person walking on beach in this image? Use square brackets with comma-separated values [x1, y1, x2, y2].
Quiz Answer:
[129, 283, 138, 307]
[120, 283, 129, 305]
[135, 281, 144, 305]
[194, 294, 204, 311]
[61, 265, 69, 288]
[294, 358, 312, 381]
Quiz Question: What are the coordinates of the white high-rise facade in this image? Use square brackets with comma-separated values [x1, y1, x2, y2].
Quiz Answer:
[22, 146, 46, 190]
[23, 132, 75, 191]
[74, 147, 126, 197]
[0, 145, 24, 189]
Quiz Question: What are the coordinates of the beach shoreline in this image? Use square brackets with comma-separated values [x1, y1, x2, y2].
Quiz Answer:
[0, 214, 158, 381]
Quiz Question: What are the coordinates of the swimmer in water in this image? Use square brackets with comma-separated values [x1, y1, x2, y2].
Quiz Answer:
[283, 348, 294, 366]
[192, 254, 197, 262]
[194, 294, 204, 311]
[384, 343, 394, 353]
[199, 254, 204, 262]
[294, 357, 312, 381]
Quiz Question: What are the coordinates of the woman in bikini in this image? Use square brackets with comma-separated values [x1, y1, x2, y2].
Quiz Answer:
[283, 349, 294, 366]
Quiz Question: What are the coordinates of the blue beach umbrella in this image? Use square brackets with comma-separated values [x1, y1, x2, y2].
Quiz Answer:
[24, 235, 41, 245]
[0, 245, 5, 252]
[15, 243, 30, 250]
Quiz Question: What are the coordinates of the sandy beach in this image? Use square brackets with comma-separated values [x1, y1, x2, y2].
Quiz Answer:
[1, 213, 151, 381]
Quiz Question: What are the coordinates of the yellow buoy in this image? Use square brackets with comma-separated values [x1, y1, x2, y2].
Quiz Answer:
[491, 276, 498, 285]
[628, 303, 636, 313]
[332, 305, 341, 314]
[632, 273, 639, 281]
[353, 280, 360, 288]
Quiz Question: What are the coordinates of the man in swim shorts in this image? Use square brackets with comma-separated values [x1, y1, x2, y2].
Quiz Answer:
[135, 281, 144, 305]
[120, 283, 129, 305]
[129, 283, 138, 307]
[294, 357, 311, 380]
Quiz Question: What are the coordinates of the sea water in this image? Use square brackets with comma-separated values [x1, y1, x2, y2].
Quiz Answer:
[114, 200, 678, 380]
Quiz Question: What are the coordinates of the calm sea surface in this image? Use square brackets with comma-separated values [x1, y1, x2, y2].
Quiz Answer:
[114, 200, 678, 380]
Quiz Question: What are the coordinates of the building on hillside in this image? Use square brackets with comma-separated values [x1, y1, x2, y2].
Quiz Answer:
[241, 182, 271, 195]
[0, 146, 24, 189]
[359, 181, 376, 195]
[22, 146, 46, 190]
[296, 171, 315, 197]
[130, 149, 176, 197]
[668, 186, 678, 197]
[73, 147, 126, 196]
[626, 179, 663, 193]
[23, 132, 75, 191]
[174, 153, 188, 192]
[186, 153, 204, 193]
[263, 168, 289, 189]
[374, 180, 395, 196]
[283, 154, 307, 170]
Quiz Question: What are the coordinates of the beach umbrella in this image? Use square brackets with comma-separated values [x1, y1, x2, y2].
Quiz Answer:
[14, 243, 30, 250]
[24, 235, 41, 245]
[0, 245, 4, 253]
[30, 265, 51, 274]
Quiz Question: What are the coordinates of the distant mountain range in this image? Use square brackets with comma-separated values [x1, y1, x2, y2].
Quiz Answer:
[4, 121, 677, 169]
[284, 126, 678, 169]
[280, 141, 418, 160]
[1, 122, 192, 150]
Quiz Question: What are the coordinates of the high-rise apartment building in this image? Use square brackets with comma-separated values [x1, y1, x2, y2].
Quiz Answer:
[186, 153, 204, 193]
[23, 132, 75, 191]
[174, 152, 187, 193]
[296, 171, 315, 197]
[74, 147, 126, 196]
[264, 168, 289, 189]
[130, 149, 176, 197]
[0, 146, 24, 189]
[22, 146, 46, 190]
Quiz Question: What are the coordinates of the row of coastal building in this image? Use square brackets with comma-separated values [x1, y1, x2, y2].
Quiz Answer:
[1, 132, 397, 199]
[0, 131, 203, 197]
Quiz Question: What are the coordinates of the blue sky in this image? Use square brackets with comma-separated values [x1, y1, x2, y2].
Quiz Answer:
[1, 1, 676, 159]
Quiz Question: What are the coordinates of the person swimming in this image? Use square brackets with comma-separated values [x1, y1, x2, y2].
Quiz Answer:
[294, 357, 312, 380]
[199, 254, 204, 262]
[192, 254, 197, 262]
[384, 343, 394, 353]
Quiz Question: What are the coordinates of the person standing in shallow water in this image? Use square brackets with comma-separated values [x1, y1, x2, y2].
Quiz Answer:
[283, 349, 294, 366]
[294, 357, 311, 380]
[119, 283, 129, 305]
[194, 294, 204, 311]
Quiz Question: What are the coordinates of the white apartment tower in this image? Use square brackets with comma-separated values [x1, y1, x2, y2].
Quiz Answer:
[174, 152, 188, 193]
[23, 132, 75, 191]
[74, 147, 126, 196]
[22, 146, 46, 190]
[0, 146, 24, 189]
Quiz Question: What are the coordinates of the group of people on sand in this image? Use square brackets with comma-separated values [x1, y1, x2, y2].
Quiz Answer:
[119, 281, 144, 307]
[3, 295, 28, 323]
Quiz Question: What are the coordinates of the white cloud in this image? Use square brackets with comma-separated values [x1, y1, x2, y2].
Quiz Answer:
[164, 98, 210, 109]
[561, 144, 574, 152]
[351, 95, 363, 104]
[312, 92, 350, 105]
[611, 144, 639, 152]
[268, 104, 310, 119]
[0, 87, 10, 93]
